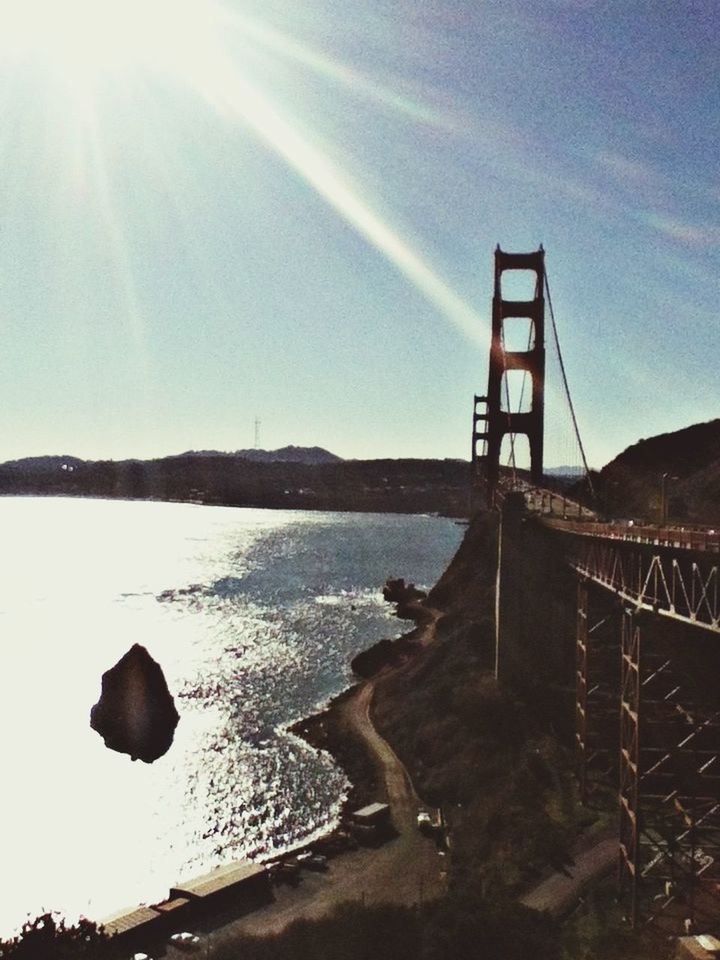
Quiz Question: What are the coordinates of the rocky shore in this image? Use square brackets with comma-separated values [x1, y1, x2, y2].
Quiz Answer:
[291, 577, 436, 816]
[290, 684, 381, 815]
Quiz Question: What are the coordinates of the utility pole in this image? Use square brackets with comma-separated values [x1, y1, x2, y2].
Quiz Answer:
[254, 417, 261, 450]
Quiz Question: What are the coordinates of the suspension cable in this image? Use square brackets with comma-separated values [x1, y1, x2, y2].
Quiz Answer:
[543, 267, 596, 500]
[499, 326, 518, 486]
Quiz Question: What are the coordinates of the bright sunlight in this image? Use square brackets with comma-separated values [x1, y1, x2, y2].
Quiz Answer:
[0, 0, 220, 77]
[0, 0, 486, 347]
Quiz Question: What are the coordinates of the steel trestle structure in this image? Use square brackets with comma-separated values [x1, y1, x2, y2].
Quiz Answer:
[557, 524, 720, 636]
[556, 520, 720, 930]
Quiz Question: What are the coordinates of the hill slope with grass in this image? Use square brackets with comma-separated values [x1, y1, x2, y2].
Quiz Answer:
[595, 418, 720, 523]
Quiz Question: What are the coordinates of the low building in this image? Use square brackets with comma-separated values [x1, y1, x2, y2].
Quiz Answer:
[351, 802, 391, 827]
[350, 802, 394, 844]
[170, 859, 271, 918]
[102, 904, 163, 954]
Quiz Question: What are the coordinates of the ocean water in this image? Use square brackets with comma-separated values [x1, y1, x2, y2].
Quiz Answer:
[0, 496, 462, 934]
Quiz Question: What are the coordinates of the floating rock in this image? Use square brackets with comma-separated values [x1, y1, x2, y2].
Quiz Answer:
[90, 644, 180, 763]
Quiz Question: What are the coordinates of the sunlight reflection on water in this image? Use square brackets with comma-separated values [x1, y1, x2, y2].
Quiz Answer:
[0, 496, 461, 933]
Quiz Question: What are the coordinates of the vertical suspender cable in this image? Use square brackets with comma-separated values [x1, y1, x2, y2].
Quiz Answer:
[543, 267, 596, 501]
[500, 327, 518, 485]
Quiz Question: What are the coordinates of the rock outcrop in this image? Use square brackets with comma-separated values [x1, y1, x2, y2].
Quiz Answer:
[382, 578, 427, 605]
[90, 644, 180, 763]
[351, 635, 420, 678]
[382, 577, 428, 620]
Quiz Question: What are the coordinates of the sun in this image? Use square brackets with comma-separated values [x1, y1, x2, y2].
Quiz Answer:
[0, 0, 222, 80]
[0, 0, 486, 348]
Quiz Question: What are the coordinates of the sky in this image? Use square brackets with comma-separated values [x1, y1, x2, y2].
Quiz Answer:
[0, 0, 717, 469]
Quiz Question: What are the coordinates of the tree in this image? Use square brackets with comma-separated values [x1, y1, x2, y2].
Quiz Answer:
[0, 913, 112, 959]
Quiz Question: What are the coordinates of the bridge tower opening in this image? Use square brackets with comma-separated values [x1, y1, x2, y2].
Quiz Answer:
[474, 246, 545, 506]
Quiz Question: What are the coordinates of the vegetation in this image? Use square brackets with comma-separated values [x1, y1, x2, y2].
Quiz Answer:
[0, 914, 111, 959]
[595, 416, 720, 523]
[560, 879, 656, 960]
[0, 454, 470, 516]
[211, 897, 559, 960]
[373, 618, 578, 892]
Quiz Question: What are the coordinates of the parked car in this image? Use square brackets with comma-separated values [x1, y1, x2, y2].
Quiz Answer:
[169, 931, 202, 951]
[305, 854, 328, 871]
[273, 861, 301, 884]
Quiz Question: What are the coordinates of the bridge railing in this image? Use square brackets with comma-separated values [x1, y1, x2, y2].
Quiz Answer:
[542, 517, 720, 555]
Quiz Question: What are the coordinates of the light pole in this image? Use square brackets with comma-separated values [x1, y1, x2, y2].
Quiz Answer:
[660, 473, 679, 524]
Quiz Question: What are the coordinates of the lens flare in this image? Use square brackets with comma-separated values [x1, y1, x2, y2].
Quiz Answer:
[0, 0, 487, 346]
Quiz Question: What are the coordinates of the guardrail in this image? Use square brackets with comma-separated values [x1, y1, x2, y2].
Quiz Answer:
[542, 517, 720, 555]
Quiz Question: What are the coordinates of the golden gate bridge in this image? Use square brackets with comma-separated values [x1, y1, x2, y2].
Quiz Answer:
[471, 247, 720, 934]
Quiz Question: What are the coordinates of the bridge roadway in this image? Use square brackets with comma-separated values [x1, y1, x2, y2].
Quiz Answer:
[508, 484, 720, 635]
[541, 517, 720, 555]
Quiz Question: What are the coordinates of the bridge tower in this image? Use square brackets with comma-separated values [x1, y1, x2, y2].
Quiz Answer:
[477, 246, 545, 506]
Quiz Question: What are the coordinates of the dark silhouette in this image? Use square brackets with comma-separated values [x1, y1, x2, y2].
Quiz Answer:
[90, 644, 179, 763]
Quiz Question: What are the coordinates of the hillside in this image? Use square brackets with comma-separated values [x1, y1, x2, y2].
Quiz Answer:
[180, 445, 342, 464]
[0, 453, 469, 516]
[595, 418, 720, 523]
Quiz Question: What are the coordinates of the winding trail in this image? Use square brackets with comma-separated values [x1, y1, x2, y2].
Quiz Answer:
[350, 682, 418, 833]
[202, 611, 446, 952]
[169, 604, 615, 956]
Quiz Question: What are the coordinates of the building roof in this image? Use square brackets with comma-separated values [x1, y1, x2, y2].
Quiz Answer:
[171, 860, 266, 900]
[152, 896, 190, 914]
[353, 802, 390, 820]
[101, 905, 160, 936]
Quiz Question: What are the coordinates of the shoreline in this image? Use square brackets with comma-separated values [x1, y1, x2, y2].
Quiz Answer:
[0, 490, 465, 520]
[289, 683, 379, 817]
[95, 600, 434, 945]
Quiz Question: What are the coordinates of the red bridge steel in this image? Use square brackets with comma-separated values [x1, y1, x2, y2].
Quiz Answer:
[541, 516, 720, 635]
[475, 250, 720, 932]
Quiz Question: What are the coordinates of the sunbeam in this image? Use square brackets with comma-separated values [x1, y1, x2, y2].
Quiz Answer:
[174, 40, 488, 347]
[224, 9, 443, 126]
[225, 74, 488, 346]
[0, 0, 487, 349]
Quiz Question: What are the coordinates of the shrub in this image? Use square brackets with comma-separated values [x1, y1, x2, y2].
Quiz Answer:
[0, 913, 111, 959]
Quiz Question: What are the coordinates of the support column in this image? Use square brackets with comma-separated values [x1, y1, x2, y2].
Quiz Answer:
[576, 579, 590, 804]
[619, 608, 641, 927]
[479, 246, 545, 506]
[575, 581, 620, 805]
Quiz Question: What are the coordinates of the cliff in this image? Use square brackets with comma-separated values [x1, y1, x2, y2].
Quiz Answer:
[370, 513, 579, 893]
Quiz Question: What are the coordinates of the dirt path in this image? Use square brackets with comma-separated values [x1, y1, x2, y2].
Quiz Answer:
[204, 612, 446, 949]
[346, 606, 441, 832]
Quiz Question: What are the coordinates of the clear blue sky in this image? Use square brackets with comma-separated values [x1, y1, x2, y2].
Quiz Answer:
[0, 0, 717, 468]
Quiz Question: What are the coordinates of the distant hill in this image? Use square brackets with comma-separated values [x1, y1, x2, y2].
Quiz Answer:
[235, 445, 342, 464]
[596, 418, 720, 523]
[0, 451, 469, 516]
[545, 465, 585, 477]
[1, 455, 86, 474]
[179, 446, 342, 465]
